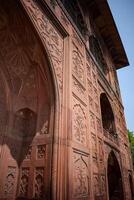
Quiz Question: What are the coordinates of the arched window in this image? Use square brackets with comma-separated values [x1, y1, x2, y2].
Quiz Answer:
[89, 36, 107, 73]
[100, 93, 116, 135]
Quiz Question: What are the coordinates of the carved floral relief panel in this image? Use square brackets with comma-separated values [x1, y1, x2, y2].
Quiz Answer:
[21, 0, 64, 91]
[72, 97, 87, 145]
[72, 44, 85, 86]
[72, 150, 89, 199]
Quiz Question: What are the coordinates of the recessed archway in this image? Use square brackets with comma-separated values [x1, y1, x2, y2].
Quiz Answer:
[107, 151, 124, 200]
[0, 0, 56, 199]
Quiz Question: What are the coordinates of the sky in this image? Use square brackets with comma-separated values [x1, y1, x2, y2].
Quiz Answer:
[108, 0, 134, 131]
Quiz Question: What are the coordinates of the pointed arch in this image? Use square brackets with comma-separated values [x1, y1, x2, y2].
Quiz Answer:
[107, 151, 124, 200]
[0, 0, 60, 199]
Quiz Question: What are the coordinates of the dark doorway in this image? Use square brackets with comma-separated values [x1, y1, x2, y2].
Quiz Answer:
[129, 174, 134, 200]
[107, 151, 124, 200]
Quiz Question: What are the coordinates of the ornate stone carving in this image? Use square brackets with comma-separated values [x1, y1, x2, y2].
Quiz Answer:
[72, 30, 83, 52]
[90, 112, 95, 130]
[100, 175, 105, 194]
[40, 120, 48, 134]
[87, 79, 93, 96]
[60, 11, 69, 27]
[73, 99, 87, 145]
[73, 152, 89, 198]
[88, 95, 94, 110]
[93, 173, 100, 195]
[25, 146, 32, 160]
[19, 168, 29, 197]
[92, 134, 97, 159]
[93, 86, 98, 102]
[96, 118, 102, 134]
[95, 103, 99, 115]
[21, 0, 64, 91]
[72, 44, 85, 85]
[4, 166, 16, 196]
[37, 145, 46, 159]
[73, 77, 86, 103]
[34, 167, 45, 199]
[98, 140, 103, 161]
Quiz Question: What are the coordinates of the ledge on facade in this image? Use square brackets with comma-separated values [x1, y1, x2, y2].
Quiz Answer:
[103, 128, 119, 145]
[80, 0, 129, 69]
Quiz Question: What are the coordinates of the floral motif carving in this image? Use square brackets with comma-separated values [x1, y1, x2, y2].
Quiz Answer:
[73, 101, 87, 145]
[34, 167, 45, 199]
[37, 145, 46, 159]
[72, 45, 85, 85]
[21, 0, 64, 91]
[19, 168, 29, 198]
[4, 167, 16, 196]
[73, 152, 89, 198]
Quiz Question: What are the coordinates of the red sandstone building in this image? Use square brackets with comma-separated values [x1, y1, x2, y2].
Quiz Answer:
[0, 0, 133, 200]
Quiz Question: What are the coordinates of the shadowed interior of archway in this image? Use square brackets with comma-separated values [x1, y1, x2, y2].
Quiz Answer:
[107, 151, 124, 200]
[0, 0, 55, 199]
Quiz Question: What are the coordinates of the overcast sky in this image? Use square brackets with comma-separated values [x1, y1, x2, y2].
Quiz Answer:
[108, 0, 134, 131]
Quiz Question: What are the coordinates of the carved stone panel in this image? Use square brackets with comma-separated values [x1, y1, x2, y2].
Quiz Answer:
[72, 97, 87, 145]
[18, 168, 29, 198]
[90, 112, 96, 131]
[72, 76, 86, 104]
[72, 44, 85, 86]
[4, 166, 16, 197]
[93, 173, 100, 196]
[92, 133, 97, 160]
[34, 167, 45, 199]
[72, 150, 89, 199]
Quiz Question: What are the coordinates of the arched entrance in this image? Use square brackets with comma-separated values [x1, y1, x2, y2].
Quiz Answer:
[0, 0, 55, 199]
[107, 151, 124, 200]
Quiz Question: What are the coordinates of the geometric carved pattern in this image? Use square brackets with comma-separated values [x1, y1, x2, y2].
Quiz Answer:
[19, 168, 29, 198]
[72, 44, 85, 85]
[73, 151, 89, 198]
[73, 99, 87, 145]
[21, 0, 64, 91]
[4, 166, 16, 197]
[34, 167, 45, 199]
